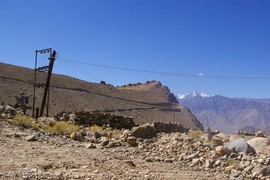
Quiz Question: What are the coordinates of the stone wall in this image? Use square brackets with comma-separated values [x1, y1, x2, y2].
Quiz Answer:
[153, 121, 188, 133]
[54, 111, 136, 130]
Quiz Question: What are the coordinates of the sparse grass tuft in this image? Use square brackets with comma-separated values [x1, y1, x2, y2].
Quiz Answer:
[90, 124, 102, 132]
[12, 115, 79, 135]
[188, 130, 204, 138]
[12, 114, 36, 128]
[11, 115, 122, 138]
[46, 121, 79, 135]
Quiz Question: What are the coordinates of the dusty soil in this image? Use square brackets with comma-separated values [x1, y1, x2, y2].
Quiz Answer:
[0, 119, 222, 180]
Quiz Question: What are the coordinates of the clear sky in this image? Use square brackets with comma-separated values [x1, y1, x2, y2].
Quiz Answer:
[1, 0, 270, 98]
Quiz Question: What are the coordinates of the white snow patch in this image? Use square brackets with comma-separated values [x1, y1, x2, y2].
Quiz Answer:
[177, 94, 186, 99]
[178, 92, 213, 99]
[200, 93, 211, 98]
[191, 91, 198, 97]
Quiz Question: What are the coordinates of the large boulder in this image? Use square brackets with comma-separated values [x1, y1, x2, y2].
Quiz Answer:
[211, 133, 228, 146]
[215, 146, 233, 156]
[131, 124, 156, 138]
[247, 137, 269, 154]
[224, 138, 255, 154]
[252, 165, 270, 176]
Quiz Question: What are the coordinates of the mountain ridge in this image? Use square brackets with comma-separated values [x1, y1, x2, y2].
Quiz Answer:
[0, 62, 203, 130]
[177, 92, 270, 134]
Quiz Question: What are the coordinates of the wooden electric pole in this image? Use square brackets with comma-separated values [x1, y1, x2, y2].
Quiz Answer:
[32, 48, 52, 118]
[39, 50, 56, 117]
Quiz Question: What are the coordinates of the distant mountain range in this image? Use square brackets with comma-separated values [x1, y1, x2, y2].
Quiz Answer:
[177, 92, 270, 134]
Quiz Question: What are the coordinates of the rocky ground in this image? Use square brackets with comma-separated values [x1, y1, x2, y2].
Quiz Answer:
[1, 109, 270, 179]
[0, 119, 220, 180]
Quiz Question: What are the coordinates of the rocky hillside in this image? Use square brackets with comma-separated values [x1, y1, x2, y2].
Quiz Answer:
[177, 92, 270, 134]
[0, 62, 202, 130]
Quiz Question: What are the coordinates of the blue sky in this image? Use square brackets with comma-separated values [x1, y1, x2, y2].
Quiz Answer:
[1, 0, 270, 98]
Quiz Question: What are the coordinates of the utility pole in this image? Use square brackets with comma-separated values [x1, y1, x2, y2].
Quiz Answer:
[32, 51, 38, 117]
[40, 50, 56, 117]
[32, 48, 56, 118]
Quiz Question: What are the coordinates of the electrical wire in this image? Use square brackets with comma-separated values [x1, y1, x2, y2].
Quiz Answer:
[59, 60, 111, 83]
[57, 57, 270, 81]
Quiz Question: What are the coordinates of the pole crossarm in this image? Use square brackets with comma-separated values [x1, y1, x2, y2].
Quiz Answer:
[35, 66, 49, 72]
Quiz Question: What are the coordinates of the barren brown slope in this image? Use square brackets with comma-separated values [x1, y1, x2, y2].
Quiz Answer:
[0, 62, 203, 130]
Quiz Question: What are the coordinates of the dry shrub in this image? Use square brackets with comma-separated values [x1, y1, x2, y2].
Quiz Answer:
[188, 130, 204, 138]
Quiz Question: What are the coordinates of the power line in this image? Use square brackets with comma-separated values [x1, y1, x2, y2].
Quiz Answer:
[57, 57, 270, 81]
